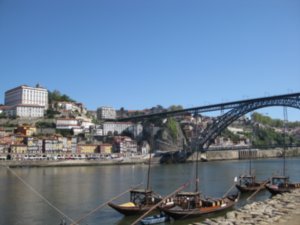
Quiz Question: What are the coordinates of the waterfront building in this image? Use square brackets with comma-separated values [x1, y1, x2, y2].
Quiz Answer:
[10, 144, 27, 154]
[43, 138, 63, 154]
[99, 143, 112, 154]
[71, 137, 77, 154]
[0, 143, 9, 154]
[113, 136, 137, 154]
[97, 106, 116, 120]
[25, 137, 43, 155]
[77, 144, 99, 154]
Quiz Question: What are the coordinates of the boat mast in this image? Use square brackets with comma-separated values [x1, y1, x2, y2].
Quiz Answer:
[195, 110, 200, 193]
[250, 122, 256, 176]
[283, 107, 288, 177]
[146, 124, 154, 190]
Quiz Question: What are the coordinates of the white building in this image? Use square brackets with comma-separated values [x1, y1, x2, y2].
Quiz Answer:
[4, 84, 48, 118]
[5, 104, 45, 118]
[97, 106, 116, 120]
[5, 84, 48, 109]
[102, 122, 143, 137]
[56, 119, 79, 129]
[103, 122, 131, 135]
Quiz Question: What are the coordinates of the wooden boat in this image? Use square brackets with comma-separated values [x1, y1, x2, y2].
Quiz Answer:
[158, 191, 239, 220]
[108, 188, 162, 216]
[235, 126, 267, 193]
[108, 145, 163, 216]
[158, 128, 240, 220]
[140, 213, 170, 225]
[235, 175, 267, 193]
[265, 176, 300, 195]
[265, 108, 300, 195]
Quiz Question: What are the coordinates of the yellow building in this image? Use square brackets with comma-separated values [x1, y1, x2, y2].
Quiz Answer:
[99, 144, 112, 154]
[10, 144, 27, 154]
[77, 144, 99, 154]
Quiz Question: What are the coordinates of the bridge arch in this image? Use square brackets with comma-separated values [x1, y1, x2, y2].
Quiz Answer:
[198, 97, 300, 151]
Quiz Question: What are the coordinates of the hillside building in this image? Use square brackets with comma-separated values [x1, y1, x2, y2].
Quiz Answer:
[4, 84, 48, 118]
[97, 106, 116, 120]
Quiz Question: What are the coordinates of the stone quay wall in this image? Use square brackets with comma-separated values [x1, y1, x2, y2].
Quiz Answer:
[186, 147, 300, 162]
[191, 189, 300, 225]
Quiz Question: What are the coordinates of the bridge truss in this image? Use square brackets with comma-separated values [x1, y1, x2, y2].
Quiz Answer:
[116, 93, 300, 152]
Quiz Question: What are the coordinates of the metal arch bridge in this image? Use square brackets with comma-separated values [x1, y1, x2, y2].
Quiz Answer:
[115, 92, 300, 151]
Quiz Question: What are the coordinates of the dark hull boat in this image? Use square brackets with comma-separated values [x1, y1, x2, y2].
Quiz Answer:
[265, 108, 300, 195]
[235, 175, 268, 193]
[265, 176, 300, 195]
[108, 188, 162, 216]
[158, 191, 240, 220]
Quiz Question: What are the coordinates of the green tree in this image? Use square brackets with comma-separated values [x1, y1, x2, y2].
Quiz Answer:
[48, 90, 75, 104]
[168, 105, 184, 111]
[166, 117, 179, 141]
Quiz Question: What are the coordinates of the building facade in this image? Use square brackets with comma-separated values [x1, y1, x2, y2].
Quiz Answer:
[97, 106, 116, 120]
[5, 105, 45, 118]
[102, 122, 143, 137]
[5, 84, 48, 109]
[4, 84, 48, 118]
[56, 119, 79, 129]
[102, 122, 132, 136]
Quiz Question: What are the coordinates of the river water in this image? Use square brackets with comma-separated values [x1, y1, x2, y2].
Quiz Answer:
[0, 157, 299, 225]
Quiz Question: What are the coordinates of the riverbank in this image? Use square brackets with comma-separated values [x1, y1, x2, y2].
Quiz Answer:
[2, 147, 300, 167]
[0, 157, 148, 168]
[192, 189, 300, 225]
[187, 147, 300, 162]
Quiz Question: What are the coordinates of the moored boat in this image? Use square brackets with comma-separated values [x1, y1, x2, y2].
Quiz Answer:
[265, 108, 300, 195]
[108, 141, 163, 216]
[158, 123, 240, 220]
[108, 188, 162, 216]
[265, 176, 300, 195]
[235, 175, 268, 193]
[158, 191, 240, 220]
[140, 213, 170, 225]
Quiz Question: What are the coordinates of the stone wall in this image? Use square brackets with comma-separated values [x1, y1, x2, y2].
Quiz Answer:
[187, 147, 300, 162]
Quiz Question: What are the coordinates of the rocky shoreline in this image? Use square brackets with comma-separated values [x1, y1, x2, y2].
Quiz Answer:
[191, 189, 300, 225]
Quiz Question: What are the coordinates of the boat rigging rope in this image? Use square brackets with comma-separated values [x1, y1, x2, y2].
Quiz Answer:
[71, 182, 143, 225]
[6, 167, 78, 225]
[130, 179, 192, 225]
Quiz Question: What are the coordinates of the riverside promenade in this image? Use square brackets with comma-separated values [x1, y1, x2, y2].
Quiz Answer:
[0, 158, 148, 168]
[192, 189, 300, 225]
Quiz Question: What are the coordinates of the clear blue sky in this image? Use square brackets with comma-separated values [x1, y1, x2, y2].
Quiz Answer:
[0, 0, 299, 120]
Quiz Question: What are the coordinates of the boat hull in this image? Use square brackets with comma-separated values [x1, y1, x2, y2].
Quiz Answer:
[265, 184, 300, 195]
[159, 194, 239, 220]
[108, 202, 156, 216]
[236, 182, 266, 193]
